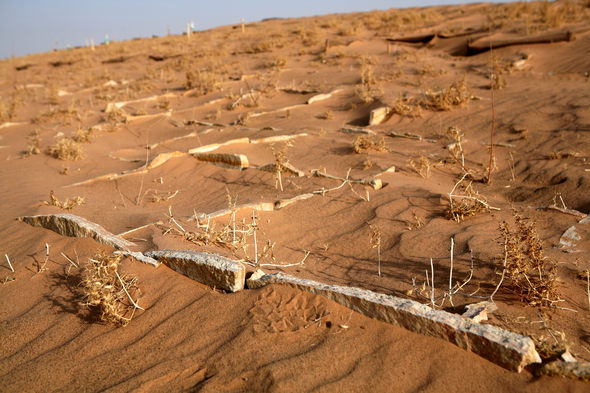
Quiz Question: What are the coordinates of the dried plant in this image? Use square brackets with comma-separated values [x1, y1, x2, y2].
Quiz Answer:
[354, 57, 383, 103]
[23, 130, 41, 156]
[408, 155, 432, 178]
[72, 126, 93, 143]
[353, 135, 389, 154]
[43, 190, 85, 210]
[46, 132, 84, 160]
[392, 93, 422, 118]
[263, 56, 289, 70]
[368, 223, 382, 277]
[422, 75, 471, 111]
[271, 142, 292, 191]
[498, 214, 561, 307]
[80, 252, 143, 326]
[185, 70, 220, 95]
[446, 176, 493, 222]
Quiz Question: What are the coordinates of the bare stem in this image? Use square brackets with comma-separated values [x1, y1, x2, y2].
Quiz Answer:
[487, 45, 496, 184]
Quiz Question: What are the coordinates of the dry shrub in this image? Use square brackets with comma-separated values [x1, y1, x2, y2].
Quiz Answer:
[392, 94, 422, 118]
[80, 252, 141, 326]
[43, 190, 84, 210]
[72, 126, 93, 143]
[353, 135, 389, 153]
[263, 56, 289, 70]
[354, 57, 383, 103]
[31, 103, 81, 126]
[104, 108, 127, 124]
[271, 142, 292, 191]
[445, 182, 489, 222]
[46, 132, 84, 160]
[185, 70, 220, 95]
[408, 155, 432, 178]
[422, 75, 470, 111]
[498, 214, 561, 307]
[23, 130, 41, 156]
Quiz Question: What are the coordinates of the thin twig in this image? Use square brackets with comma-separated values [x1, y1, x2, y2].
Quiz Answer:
[39, 243, 50, 272]
[448, 237, 454, 306]
[430, 258, 435, 307]
[487, 42, 496, 184]
[489, 236, 507, 303]
[586, 270, 590, 312]
[61, 252, 78, 268]
[115, 271, 145, 311]
[450, 195, 501, 211]
[5, 254, 14, 272]
[168, 206, 186, 233]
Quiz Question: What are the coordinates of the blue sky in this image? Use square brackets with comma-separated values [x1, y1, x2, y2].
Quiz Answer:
[0, 1, 509, 59]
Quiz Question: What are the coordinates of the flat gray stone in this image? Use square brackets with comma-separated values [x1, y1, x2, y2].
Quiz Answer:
[146, 250, 245, 292]
[248, 272, 541, 372]
[18, 213, 135, 250]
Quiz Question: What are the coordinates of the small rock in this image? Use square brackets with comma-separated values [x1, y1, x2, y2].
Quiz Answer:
[369, 107, 391, 126]
[462, 301, 498, 323]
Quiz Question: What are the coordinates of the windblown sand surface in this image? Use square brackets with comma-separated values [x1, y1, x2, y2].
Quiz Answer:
[1, 1, 590, 391]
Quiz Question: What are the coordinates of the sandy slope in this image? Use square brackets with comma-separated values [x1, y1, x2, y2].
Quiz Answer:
[1, 1, 589, 391]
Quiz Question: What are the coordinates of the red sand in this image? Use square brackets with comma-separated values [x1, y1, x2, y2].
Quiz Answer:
[1, 1, 589, 391]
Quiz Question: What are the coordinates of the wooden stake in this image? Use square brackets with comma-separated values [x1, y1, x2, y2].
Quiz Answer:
[324, 39, 330, 53]
[90, 38, 95, 51]
[241, 18, 245, 33]
[387, 42, 392, 55]
[187, 23, 191, 40]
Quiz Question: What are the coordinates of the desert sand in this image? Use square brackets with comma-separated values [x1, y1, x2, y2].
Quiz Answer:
[1, 1, 590, 391]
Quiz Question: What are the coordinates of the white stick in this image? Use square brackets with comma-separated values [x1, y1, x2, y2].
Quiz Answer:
[489, 237, 508, 303]
[430, 258, 435, 307]
[449, 237, 454, 305]
[5, 254, 14, 272]
[252, 210, 258, 266]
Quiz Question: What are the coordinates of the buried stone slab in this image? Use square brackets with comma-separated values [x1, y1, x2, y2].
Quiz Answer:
[18, 213, 135, 250]
[145, 250, 245, 292]
[247, 271, 541, 372]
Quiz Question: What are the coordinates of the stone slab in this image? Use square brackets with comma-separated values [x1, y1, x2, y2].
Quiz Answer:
[18, 213, 135, 250]
[247, 272, 541, 372]
[146, 250, 245, 292]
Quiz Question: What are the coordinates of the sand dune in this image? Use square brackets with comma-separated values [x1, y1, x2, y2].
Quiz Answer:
[1, 1, 589, 391]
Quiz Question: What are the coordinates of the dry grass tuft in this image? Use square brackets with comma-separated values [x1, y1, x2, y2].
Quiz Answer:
[185, 70, 220, 95]
[445, 181, 489, 222]
[46, 132, 84, 160]
[498, 214, 561, 307]
[353, 135, 389, 154]
[23, 130, 41, 156]
[422, 75, 471, 111]
[354, 57, 383, 103]
[272, 142, 292, 191]
[43, 190, 85, 210]
[80, 252, 142, 326]
[392, 94, 422, 118]
[408, 155, 432, 178]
